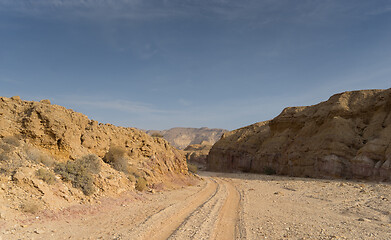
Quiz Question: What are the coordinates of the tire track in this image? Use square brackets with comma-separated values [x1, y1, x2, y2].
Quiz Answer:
[167, 178, 225, 239]
[211, 178, 240, 240]
[168, 178, 240, 240]
[128, 178, 219, 240]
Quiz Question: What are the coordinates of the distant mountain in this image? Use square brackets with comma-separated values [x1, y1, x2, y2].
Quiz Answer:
[146, 127, 228, 149]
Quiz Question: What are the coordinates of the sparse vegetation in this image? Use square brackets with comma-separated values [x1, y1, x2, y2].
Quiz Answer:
[21, 201, 40, 214]
[26, 147, 54, 167]
[135, 177, 147, 191]
[104, 146, 129, 173]
[0, 152, 23, 175]
[0, 142, 13, 153]
[187, 162, 198, 174]
[36, 168, 56, 184]
[151, 133, 164, 138]
[2, 136, 20, 147]
[55, 155, 101, 195]
[77, 154, 101, 174]
[264, 166, 276, 175]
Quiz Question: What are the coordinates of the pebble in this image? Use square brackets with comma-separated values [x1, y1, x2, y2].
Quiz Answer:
[34, 229, 45, 234]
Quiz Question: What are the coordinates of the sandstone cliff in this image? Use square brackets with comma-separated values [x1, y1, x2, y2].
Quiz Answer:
[0, 96, 193, 218]
[208, 89, 391, 180]
[146, 127, 227, 149]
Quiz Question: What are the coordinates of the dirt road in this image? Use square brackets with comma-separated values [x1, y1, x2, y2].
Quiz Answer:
[2, 172, 391, 239]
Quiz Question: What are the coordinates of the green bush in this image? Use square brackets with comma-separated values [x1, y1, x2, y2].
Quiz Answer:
[54, 155, 101, 196]
[104, 146, 129, 173]
[135, 177, 147, 191]
[187, 162, 198, 174]
[36, 168, 56, 184]
[264, 166, 276, 175]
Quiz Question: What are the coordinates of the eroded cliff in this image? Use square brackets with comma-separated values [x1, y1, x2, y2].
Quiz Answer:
[208, 89, 391, 180]
[0, 96, 193, 219]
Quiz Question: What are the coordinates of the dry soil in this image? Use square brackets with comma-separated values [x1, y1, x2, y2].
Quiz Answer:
[1, 172, 391, 240]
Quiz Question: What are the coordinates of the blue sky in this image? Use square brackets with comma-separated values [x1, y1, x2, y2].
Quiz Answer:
[0, 0, 390, 130]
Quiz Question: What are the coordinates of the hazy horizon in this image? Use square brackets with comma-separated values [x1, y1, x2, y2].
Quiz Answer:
[1, 0, 390, 130]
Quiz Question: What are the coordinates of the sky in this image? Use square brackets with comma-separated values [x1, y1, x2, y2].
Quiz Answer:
[0, 0, 390, 130]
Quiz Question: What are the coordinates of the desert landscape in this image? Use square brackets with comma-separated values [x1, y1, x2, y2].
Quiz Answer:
[2, 1, 391, 239]
[1, 89, 391, 239]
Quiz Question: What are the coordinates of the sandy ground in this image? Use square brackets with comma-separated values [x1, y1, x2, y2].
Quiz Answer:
[1, 171, 391, 239]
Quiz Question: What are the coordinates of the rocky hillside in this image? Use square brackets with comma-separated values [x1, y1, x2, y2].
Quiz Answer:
[184, 143, 213, 170]
[208, 89, 391, 181]
[0, 96, 193, 219]
[146, 127, 227, 149]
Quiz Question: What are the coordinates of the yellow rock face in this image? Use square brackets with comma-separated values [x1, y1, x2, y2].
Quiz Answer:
[0, 96, 193, 212]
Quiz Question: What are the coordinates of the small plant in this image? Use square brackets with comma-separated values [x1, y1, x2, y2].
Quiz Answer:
[264, 166, 276, 175]
[2, 136, 20, 147]
[0, 154, 23, 175]
[21, 201, 40, 214]
[25, 148, 54, 167]
[104, 146, 129, 173]
[151, 133, 164, 138]
[187, 162, 198, 174]
[135, 177, 147, 191]
[77, 154, 101, 174]
[54, 155, 101, 196]
[0, 142, 13, 153]
[36, 168, 56, 184]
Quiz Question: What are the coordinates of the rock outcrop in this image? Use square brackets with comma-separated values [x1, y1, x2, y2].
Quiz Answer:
[184, 143, 213, 170]
[146, 127, 227, 149]
[0, 96, 193, 216]
[208, 89, 391, 181]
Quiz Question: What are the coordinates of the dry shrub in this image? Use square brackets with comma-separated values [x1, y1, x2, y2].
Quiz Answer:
[21, 201, 40, 214]
[36, 168, 56, 184]
[0, 142, 13, 153]
[264, 166, 276, 175]
[2, 136, 20, 147]
[77, 154, 101, 174]
[104, 146, 129, 173]
[151, 133, 163, 138]
[25, 147, 54, 167]
[135, 177, 147, 191]
[0, 153, 23, 175]
[187, 162, 198, 174]
[55, 155, 101, 196]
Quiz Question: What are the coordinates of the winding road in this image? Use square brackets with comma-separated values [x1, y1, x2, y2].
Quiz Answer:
[132, 176, 241, 240]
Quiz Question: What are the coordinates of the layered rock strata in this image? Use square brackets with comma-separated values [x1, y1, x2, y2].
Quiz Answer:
[208, 89, 391, 180]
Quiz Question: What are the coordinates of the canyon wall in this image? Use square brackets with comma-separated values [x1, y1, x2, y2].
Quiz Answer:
[208, 89, 391, 180]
